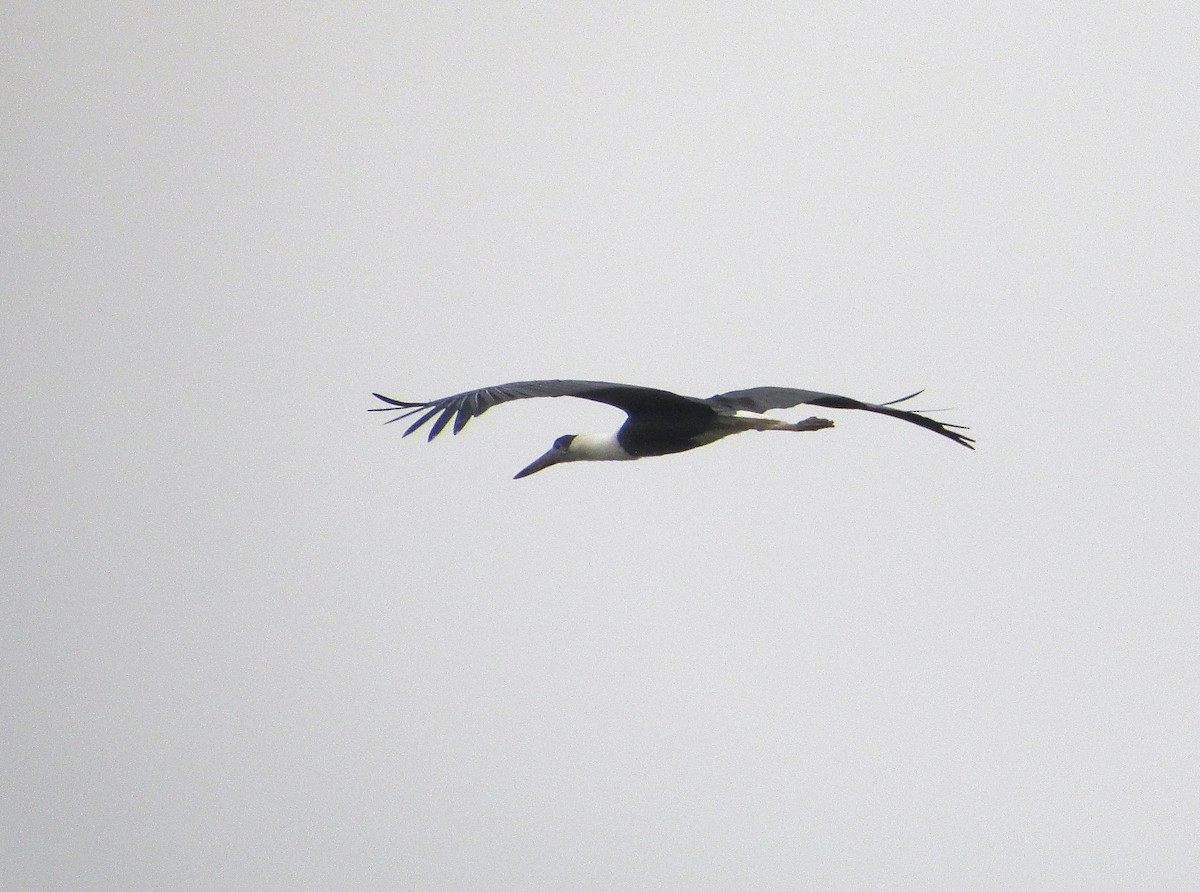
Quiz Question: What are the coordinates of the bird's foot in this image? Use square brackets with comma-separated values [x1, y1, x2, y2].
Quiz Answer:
[790, 416, 834, 432]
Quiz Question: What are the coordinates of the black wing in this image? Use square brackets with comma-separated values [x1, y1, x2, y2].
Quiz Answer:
[707, 386, 975, 449]
[371, 379, 710, 441]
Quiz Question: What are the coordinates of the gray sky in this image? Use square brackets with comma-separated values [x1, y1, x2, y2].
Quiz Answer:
[5, 3, 1198, 889]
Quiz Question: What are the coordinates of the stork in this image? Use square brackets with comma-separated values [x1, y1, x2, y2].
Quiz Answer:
[371, 379, 973, 478]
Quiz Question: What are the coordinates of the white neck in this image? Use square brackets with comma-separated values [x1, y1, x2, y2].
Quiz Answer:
[570, 432, 635, 461]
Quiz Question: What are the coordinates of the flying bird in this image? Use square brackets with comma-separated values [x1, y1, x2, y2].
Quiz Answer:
[371, 379, 973, 479]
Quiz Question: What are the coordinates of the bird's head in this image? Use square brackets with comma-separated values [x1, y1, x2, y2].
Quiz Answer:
[513, 434, 578, 479]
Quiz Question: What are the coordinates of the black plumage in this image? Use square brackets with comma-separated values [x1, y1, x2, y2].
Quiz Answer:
[371, 378, 974, 454]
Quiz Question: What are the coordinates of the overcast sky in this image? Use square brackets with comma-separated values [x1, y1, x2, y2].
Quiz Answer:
[5, 3, 1199, 889]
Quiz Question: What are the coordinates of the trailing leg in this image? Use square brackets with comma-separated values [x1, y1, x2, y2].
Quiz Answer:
[780, 416, 834, 432]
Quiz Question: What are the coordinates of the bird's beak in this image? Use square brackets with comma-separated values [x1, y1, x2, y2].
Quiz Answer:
[513, 447, 565, 479]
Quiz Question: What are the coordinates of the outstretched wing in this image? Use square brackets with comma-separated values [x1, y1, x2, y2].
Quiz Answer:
[707, 386, 975, 449]
[371, 379, 709, 441]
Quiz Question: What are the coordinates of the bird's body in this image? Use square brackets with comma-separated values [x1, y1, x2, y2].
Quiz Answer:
[371, 378, 973, 478]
